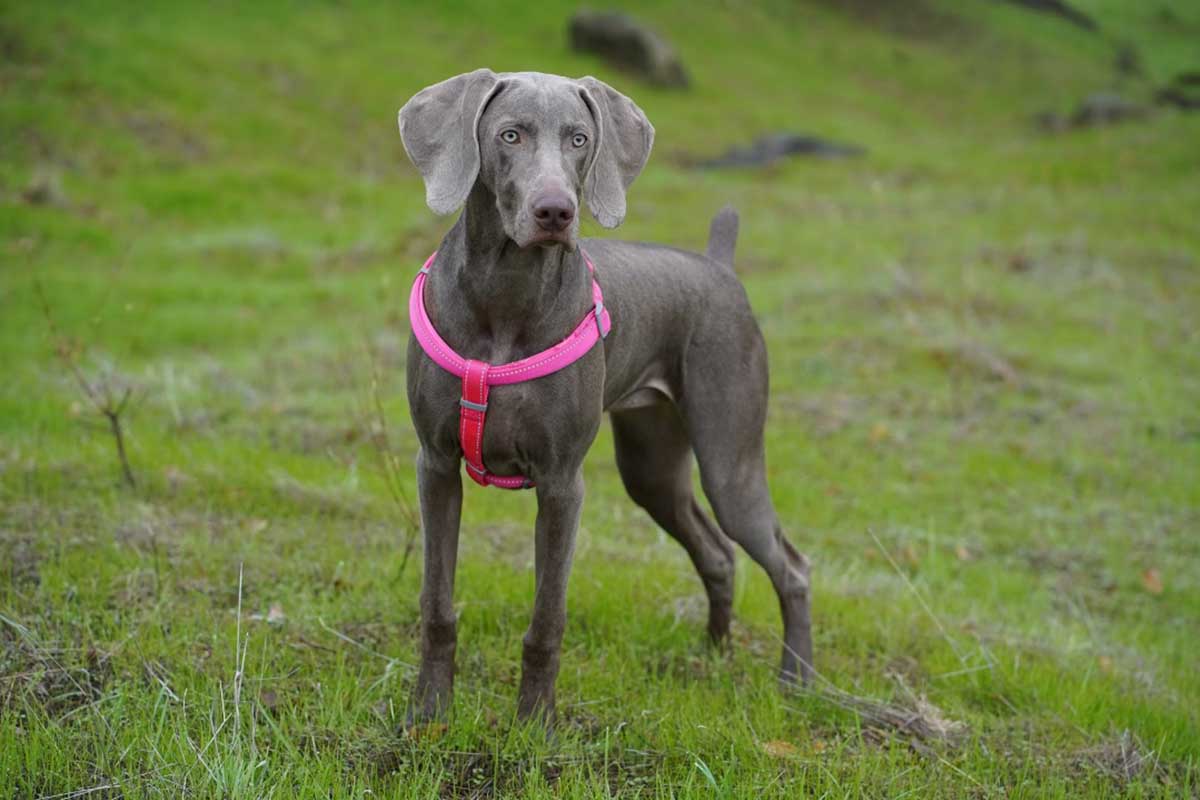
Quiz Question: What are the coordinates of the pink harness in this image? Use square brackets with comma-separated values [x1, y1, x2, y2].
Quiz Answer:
[409, 251, 612, 489]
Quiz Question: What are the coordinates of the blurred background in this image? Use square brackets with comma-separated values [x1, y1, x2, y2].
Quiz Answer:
[2, 1, 1198, 797]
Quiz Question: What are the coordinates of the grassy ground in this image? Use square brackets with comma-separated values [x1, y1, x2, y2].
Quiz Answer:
[2, 0, 1199, 796]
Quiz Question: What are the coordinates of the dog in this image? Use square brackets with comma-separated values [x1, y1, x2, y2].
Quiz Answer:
[398, 69, 812, 724]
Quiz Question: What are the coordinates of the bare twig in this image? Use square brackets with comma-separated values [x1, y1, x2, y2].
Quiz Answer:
[355, 336, 421, 577]
[34, 280, 138, 489]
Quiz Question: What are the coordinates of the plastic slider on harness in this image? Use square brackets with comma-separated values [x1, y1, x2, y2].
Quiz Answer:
[594, 300, 608, 339]
[409, 250, 612, 490]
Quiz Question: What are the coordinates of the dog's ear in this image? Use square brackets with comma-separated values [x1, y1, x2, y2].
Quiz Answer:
[577, 76, 655, 229]
[399, 69, 503, 215]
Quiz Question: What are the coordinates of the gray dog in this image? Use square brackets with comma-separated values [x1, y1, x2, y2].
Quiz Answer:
[398, 69, 813, 724]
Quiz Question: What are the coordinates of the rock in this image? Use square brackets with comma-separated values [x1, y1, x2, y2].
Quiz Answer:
[1033, 110, 1070, 133]
[695, 132, 865, 169]
[1113, 43, 1142, 78]
[21, 171, 66, 206]
[1039, 92, 1146, 131]
[568, 10, 689, 89]
[1156, 71, 1200, 111]
[994, 0, 1097, 31]
[1070, 92, 1145, 126]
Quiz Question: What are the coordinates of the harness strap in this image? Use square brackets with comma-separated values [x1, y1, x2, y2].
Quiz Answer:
[459, 360, 531, 489]
[411, 250, 608, 490]
[459, 360, 490, 486]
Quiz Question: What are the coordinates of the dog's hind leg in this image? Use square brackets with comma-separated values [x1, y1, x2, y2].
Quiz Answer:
[682, 332, 814, 685]
[612, 402, 736, 642]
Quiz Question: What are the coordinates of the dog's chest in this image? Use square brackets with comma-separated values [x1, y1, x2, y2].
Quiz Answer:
[411, 347, 604, 476]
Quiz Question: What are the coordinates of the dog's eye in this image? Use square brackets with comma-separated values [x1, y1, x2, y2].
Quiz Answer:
[571, 133, 588, 148]
[500, 129, 520, 145]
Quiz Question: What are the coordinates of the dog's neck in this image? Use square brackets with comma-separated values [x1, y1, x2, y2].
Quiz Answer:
[426, 182, 593, 362]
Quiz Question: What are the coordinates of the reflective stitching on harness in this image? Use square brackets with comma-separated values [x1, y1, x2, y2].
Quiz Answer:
[473, 365, 485, 475]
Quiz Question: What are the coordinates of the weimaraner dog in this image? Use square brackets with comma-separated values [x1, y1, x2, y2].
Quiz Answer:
[398, 69, 812, 724]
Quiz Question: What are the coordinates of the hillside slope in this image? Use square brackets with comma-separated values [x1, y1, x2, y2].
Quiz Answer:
[2, 1, 1198, 797]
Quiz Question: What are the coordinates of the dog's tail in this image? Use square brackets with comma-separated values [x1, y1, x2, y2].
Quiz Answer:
[706, 205, 739, 270]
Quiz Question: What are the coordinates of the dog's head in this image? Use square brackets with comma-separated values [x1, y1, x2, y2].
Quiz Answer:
[399, 70, 654, 249]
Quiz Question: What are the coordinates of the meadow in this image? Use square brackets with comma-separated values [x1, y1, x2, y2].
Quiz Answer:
[2, 1, 1198, 796]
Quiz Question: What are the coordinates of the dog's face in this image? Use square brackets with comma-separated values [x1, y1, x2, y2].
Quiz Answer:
[399, 70, 655, 249]
[475, 75, 594, 249]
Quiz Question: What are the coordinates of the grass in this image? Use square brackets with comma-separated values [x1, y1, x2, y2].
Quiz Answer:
[2, 0, 1199, 796]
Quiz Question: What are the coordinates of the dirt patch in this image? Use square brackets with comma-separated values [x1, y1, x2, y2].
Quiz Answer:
[995, 0, 1097, 31]
[110, 568, 160, 610]
[415, 743, 657, 796]
[0, 622, 112, 717]
[272, 473, 365, 519]
[1020, 546, 1117, 603]
[113, 503, 192, 555]
[1072, 729, 1170, 791]
[324, 615, 420, 653]
[347, 733, 664, 798]
[646, 651, 716, 684]
[811, 0, 974, 40]
[0, 532, 41, 591]
[0, 22, 41, 65]
[1021, 546, 1103, 575]
[782, 392, 862, 437]
[926, 342, 1022, 385]
[124, 111, 209, 162]
[268, 415, 371, 456]
[874, 267, 1027, 323]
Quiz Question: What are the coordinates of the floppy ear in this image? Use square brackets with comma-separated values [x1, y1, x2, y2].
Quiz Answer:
[398, 69, 503, 215]
[577, 76, 655, 229]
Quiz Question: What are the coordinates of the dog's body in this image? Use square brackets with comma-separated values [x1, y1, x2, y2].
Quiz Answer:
[400, 70, 812, 723]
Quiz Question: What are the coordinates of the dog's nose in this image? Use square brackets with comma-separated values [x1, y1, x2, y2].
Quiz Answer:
[532, 193, 576, 232]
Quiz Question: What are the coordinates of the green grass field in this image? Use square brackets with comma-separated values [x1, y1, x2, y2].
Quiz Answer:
[2, 1, 1199, 796]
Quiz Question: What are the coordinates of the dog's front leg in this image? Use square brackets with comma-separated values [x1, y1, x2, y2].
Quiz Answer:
[517, 469, 585, 723]
[408, 448, 464, 724]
